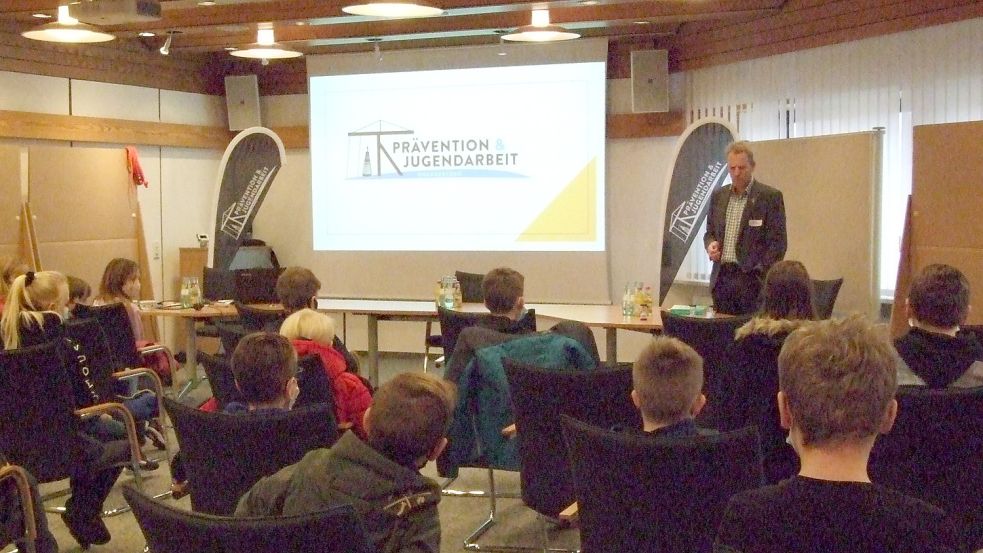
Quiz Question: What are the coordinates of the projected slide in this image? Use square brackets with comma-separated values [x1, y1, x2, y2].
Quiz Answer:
[309, 62, 606, 251]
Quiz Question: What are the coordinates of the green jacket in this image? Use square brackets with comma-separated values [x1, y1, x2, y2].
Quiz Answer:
[236, 432, 441, 553]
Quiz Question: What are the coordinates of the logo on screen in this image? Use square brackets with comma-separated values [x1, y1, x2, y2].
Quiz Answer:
[347, 120, 523, 179]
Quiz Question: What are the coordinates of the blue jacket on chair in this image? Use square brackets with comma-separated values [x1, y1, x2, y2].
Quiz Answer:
[440, 327, 597, 477]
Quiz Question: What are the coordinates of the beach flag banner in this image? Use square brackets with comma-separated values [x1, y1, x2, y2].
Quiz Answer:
[209, 128, 286, 269]
[658, 119, 737, 303]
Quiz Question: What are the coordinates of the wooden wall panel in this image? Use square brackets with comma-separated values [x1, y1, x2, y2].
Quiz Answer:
[664, 0, 983, 71]
[0, 144, 22, 247]
[911, 120, 983, 325]
[28, 145, 137, 243]
[39, 239, 138, 292]
[0, 27, 219, 94]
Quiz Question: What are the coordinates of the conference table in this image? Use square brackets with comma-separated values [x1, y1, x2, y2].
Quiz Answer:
[142, 299, 666, 390]
[317, 299, 665, 386]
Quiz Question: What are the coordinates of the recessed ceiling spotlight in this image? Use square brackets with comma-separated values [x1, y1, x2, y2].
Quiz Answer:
[295, 21, 307, 25]
[197, 1, 216, 5]
[633, 20, 650, 25]
[32, 13, 53, 19]
[579, 0, 599, 5]
[138, 31, 155, 37]
[224, 46, 238, 51]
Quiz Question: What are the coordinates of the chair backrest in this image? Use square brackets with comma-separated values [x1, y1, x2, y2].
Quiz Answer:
[233, 301, 286, 331]
[123, 483, 373, 553]
[78, 302, 143, 369]
[0, 342, 83, 482]
[811, 278, 844, 319]
[214, 319, 251, 355]
[199, 352, 243, 409]
[454, 270, 485, 303]
[869, 385, 983, 551]
[61, 318, 124, 404]
[504, 361, 640, 517]
[660, 312, 753, 427]
[234, 268, 284, 305]
[0, 463, 38, 552]
[295, 354, 337, 411]
[203, 267, 237, 302]
[561, 416, 763, 553]
[163, 398, 339, 515]
[437, 306, 490, 362]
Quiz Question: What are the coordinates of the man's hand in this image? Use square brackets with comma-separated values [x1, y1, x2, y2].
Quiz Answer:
[707, 240, 722, 262]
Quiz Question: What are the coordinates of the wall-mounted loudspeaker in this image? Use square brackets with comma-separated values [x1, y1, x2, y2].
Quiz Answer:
[631, 50, 669, 113]
[224, 75, 261, 131]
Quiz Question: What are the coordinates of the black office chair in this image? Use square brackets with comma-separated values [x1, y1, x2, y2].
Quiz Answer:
[561, 416, 763, 553]
[214, 319, 251, 356]
[869, 385, 983, 552]
[63, 318, 169, 453]
[203, 267, 237, 301]
[74, 302, 175, 384]
[499, 361, 640, 551]
[661, 311, 753, 428]
[811, 277, 844, 319]
[424, 270, 486, 371]
[0, 462, 38, 553]
[233, 301, 285, 332]
[123, 483, 374, 553]
[0, 342, 144, 525]
[163, 398, 339, 515]
[198, 352, 241, 410]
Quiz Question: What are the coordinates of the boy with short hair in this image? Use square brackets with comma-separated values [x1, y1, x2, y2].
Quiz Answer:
[895, 263, 983, 388]
[631, 336, 714, 438]
[714, 315, 955, 553]
[482, 267, 525, 322]
[227, 332, 300, 413]
[236, 373, 456, 553]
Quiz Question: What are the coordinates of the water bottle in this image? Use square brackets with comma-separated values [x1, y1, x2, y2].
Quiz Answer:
[440, 277, 456, 309]
[179, 277, 192, 308]
[188, 277, 203, 307]
[452, 279, 463, 308]
[621, 284, 635, 317]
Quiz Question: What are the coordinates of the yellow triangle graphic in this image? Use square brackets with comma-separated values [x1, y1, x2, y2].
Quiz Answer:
[518, 158, 596, 242]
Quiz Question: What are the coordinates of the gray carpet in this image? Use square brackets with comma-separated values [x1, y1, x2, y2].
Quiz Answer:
[14, 353, 581, 553]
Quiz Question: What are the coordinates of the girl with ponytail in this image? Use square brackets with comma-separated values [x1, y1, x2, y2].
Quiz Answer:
[1, 271, 68, 350]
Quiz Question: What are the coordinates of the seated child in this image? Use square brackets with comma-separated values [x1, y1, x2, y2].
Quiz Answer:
[267, 266, 360, 373]
[226, 332, 300, 413]
[66, 275, 92, 317]
[169, 332, 300, 498]
[714, 315, 955, 553]
[0, 271, 128, 548]
[236, 373, 456, 553]
[480, 267, 534, 331]
[631, 336, 716, 438]
[895, 263, 983, 388]
[0, 256, 28, 312]
[279, 308, 371, 437]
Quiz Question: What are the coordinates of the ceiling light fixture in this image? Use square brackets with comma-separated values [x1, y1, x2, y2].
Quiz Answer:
[230, 26, 303, 60]
[342, 2, 443, 18]
[159, 30, 175, 55]
[502, 9, 579, 42]
[139, 31, 156, 37]
[21, 5, 114, 43]
[32, 13, 53, 19]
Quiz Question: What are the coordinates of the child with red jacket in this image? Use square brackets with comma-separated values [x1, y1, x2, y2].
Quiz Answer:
[280, 308, 371, 438]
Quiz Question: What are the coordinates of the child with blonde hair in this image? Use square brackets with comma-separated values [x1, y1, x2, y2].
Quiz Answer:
[280, 308, 372, 437]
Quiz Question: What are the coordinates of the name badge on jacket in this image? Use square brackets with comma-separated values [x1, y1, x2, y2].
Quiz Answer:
[749, 219, 763, 227]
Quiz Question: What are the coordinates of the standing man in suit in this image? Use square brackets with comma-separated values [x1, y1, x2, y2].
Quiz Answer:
[704, 141, 787, 314]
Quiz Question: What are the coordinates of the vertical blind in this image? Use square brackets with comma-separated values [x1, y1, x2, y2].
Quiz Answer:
[678, 17, 983, 296]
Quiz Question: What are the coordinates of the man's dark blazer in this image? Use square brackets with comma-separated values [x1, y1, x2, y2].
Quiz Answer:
[703, 179, 787, 288]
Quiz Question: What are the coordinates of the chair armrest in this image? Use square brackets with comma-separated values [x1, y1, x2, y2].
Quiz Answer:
[559, 502, 579, 525]
[0, 464, 38, 546]
[501, 423, 517, 438]
[76, 402, 142, 466]
[137, 344, 171, 357]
